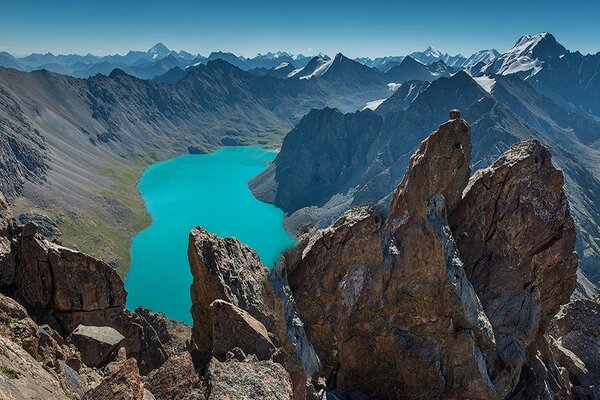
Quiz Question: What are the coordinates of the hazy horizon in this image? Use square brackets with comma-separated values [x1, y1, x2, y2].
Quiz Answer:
[2, 0, 600, 58]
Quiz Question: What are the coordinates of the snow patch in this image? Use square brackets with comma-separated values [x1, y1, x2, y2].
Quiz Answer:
[299, 58, 333, 80]
[274, 62, 290, 70]
[474, 75, 496, 94]
[362, 98, 387, 111]
[387, 82, 401, 91]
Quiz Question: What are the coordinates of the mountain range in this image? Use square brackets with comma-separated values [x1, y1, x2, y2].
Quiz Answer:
[2, 31, 600, 291]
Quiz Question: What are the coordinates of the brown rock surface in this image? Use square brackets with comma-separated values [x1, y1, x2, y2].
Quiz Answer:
[287, 114, 496, 399]
[144, 352, 204, 400]
[206, 357, 293, 400]
[188, 227, 282, 352]
[0, 336, 75, 400]
[134, 307, 191, 357]
[82, 358, 145, 400]
[188, 227, 308, 399]
[449, 139, 578, 397]
[210, 299, 276, 360]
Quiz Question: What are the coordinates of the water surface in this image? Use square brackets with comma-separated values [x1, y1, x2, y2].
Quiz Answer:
[125, 146, 294, 323]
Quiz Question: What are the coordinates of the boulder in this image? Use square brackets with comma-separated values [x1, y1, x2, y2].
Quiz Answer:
[82, 358, 145, 400]
[210, 299, 276, 360]
[69, 325, 125, 368]
[134, 306, 191, 357]
[449, 139, 578, 397]
[206, 357, 293, 400]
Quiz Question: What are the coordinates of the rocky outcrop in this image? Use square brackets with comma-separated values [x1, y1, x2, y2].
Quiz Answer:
[205, 357, 293, 400]
[0, 219, 167, 374]
[284, 112, 578, 399]
[188, 227, 310, 399]
[287, 112, 497, 399]
[449, 139, 578, 397]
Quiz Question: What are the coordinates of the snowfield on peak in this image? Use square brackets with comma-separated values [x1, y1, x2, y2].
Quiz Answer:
[474, 75, 496, 94]
[362, 98, 387, 111]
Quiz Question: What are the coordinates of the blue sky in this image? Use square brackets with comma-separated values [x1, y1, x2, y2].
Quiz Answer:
[1, 0, 599, 58]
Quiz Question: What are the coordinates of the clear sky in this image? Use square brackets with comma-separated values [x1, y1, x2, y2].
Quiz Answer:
[1, 0, 599, 58]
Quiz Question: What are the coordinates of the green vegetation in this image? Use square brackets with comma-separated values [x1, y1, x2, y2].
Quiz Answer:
[0, 364, 19, 380]
[53, 154, 155, 277]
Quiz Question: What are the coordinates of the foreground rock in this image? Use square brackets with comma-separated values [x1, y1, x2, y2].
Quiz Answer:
[206, 358, 293, 400]
[210, 299, 276, 360]
[0, 219, 167, 374]
[144, 352, 204, 400]
[189, 227, 310, 399]
[285, 112, 578, 399]
[69, 325, 125, 368]
[449, 139, 578, 396]
[287, 112, 496, 399]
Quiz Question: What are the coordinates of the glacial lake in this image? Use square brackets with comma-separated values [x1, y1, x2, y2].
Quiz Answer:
[125, 146, 295, 324]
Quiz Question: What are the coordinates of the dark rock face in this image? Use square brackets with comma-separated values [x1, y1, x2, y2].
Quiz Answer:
[284, 113, 578, 399]
[1, 219, 167, 374]
[449, 139, 578, 397]
[205, 357, 293, 400]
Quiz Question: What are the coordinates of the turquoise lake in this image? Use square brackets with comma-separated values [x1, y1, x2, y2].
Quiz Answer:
[125, 146, 295, 324]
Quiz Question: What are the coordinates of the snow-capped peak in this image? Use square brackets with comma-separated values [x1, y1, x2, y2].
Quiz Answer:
[148, 42, 170, 59]
[423, 46, 443, 58]
[487, 32, 557, 79]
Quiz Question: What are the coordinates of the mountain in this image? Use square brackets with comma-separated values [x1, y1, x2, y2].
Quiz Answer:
[384, 55, 450, 83]
[461, 49, 499, 67]
[248, 61, 298, 79]
[374, 80, 430, 116]
[0, 56, 399, 269]
[355, 56, 404, 71]
[147, 42, 171, 60]
[153, 66, 187, 83]
[0, 51, 22, 69]
[486, 32, 600, 117]
[207, 51, 250, 70]
[250, 71, 600, 295]
[409, 46, 465, 67]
